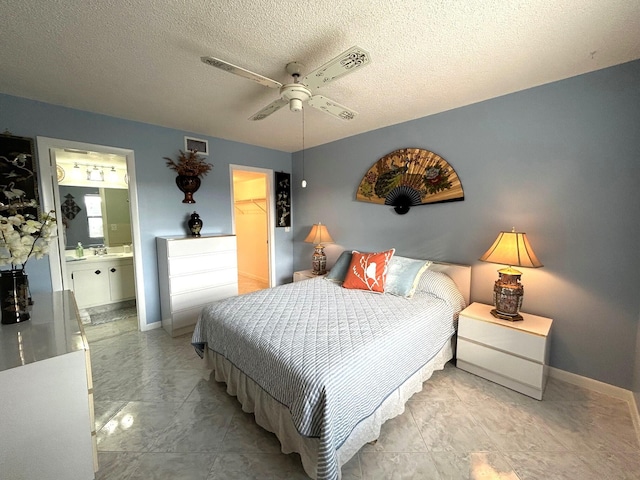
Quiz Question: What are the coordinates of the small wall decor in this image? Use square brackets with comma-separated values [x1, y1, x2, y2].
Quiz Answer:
[0, 133, 39, 217]
[275, 171, 291, 227]
[356, 148, 464, 214]
[61, 193, 81, 220]
[164, 150, 213, 203]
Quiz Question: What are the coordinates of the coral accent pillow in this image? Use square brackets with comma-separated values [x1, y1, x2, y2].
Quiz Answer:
[342, 249, 395, 293]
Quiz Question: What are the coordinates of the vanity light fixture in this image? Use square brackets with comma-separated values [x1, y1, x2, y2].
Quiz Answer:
[107, 166, 118, 183]
[87, 166, 105, 182]
[72, 163, 83, 181]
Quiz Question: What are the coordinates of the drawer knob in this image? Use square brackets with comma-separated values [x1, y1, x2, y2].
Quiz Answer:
[110, 268, 116, 273]
[94, 270, 101, 275]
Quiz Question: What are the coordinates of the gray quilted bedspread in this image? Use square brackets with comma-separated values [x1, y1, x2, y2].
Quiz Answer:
[192, 274, 464, 480]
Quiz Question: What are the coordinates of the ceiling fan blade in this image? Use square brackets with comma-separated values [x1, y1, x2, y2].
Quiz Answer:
[249, 98, 289, 121]
[302, 46, 371, 90]
[201, 56, 282, 89]
[308, 95, 357, 120]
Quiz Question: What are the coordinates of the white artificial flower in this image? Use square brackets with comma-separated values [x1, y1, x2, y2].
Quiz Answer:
[0, 208, 56, 270]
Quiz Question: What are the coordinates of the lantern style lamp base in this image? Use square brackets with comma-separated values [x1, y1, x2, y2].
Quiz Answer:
[311, 245, 327, 275]
[491, 267, 524, 321]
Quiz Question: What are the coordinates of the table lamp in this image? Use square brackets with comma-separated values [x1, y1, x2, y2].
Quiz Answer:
[304, 222, 334, 275]
[479, 228, 543, 321]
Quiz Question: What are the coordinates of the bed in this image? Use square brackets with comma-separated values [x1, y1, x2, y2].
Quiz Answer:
[192, 253, 470, 480]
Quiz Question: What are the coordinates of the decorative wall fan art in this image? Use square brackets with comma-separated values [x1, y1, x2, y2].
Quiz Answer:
[356, 148, 464, 214]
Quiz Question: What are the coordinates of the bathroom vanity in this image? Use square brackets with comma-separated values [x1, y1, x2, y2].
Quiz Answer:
[66, 250, 135, 309]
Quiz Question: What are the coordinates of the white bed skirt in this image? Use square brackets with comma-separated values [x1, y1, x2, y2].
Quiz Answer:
[203, 339, 453, 479]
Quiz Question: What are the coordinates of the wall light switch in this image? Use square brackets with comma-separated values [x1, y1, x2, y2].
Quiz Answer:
[111, 224, 118, 231]
[285, 227, 290, 232]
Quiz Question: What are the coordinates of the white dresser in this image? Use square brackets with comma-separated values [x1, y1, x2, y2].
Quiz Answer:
[456, 302, 553, 400]
[0, 291, 97, 479]
[157, 235, 238, 337]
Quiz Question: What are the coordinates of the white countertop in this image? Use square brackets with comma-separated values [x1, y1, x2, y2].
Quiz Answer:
[66, 252, 133, 264]
[0, 291, 87, 372]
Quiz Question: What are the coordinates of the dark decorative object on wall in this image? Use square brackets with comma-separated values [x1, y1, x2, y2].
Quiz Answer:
[356, 148, 464, 214]
[0, 269, 30, 324]
[188, 211, 203, 237]
[164, 149, 213, 204]
[0, 133, 40, 217]
[62, 193, 81, 220]
[175, 175, 201, 204]
[275, 171, 291, 227]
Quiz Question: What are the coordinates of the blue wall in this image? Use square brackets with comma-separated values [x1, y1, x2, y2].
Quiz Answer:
[2, 60, 639, 392]
[292, 60, 640, 391]
[0, 94, 293, 328]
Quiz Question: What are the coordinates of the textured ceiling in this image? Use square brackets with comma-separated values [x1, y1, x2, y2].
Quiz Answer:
[1, 1, 639, 153]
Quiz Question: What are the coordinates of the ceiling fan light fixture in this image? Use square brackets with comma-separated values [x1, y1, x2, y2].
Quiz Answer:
[290, 98, 303, 112]
[281, 84, 311, 112]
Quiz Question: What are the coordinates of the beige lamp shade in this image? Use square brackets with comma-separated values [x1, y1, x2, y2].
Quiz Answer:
[479, 230, 543, 270]
[304, 223, 334, 246]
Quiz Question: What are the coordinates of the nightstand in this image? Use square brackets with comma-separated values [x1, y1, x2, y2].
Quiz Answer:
[456, 302, 552, 400]
[293, 269, 328, 282]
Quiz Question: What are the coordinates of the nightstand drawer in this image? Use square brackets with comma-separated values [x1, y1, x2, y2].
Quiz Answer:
[457, 338, 545, 390]
[458, 315, 547, 363]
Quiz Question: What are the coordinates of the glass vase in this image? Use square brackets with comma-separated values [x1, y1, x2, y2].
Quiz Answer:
[0, 269, 31, 324]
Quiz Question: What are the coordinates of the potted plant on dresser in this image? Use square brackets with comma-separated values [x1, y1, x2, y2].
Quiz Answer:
[164, 150, 213, 203]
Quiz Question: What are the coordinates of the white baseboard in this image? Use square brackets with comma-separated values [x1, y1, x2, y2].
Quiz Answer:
[140, 321, 161, 332]
[548, 367, 640, 445]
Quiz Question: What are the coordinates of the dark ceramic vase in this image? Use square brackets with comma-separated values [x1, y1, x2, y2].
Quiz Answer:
[188, 212, 203, 237]
[0, 269, 30, 324]
[175, 175, 201, 204]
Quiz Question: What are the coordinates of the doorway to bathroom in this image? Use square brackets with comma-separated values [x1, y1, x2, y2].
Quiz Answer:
[230, 165, 274, 294]
[36, 137, 147, 333]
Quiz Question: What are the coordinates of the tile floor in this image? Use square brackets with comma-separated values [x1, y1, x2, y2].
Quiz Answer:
[86, 318, 640, 479]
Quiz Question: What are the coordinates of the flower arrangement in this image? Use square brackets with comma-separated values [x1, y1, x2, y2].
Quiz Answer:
[0, 209, 57, 270]
[164, 150, 213, 177]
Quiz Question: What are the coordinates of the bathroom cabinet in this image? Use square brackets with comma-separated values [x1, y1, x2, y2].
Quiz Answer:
[67, 255, 136, 309]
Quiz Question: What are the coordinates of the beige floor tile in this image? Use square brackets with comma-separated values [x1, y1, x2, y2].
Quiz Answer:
[91, 317, 640, 480]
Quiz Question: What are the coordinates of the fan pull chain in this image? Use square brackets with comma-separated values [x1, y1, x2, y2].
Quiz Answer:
[301, 107, 307, 188]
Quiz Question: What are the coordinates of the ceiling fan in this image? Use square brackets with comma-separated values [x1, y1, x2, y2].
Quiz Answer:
[200, 46, 371, 121]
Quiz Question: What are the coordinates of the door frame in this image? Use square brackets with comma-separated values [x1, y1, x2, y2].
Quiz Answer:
[36, 137, 148, 332]
[229, 164, 275, 287]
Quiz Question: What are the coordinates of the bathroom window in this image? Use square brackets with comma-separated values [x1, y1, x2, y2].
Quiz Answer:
[84, 194, 104, 238]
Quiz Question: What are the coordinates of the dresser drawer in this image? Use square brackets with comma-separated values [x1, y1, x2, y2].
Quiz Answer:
[168, 252, 237, 276]
[169, 268, 238, 295]
[171, 306, 205, 330]
[166, 235, 236, 257]
[170, 283, 238, 312]
[458, 315, 547, 363]
[457, 338, 545, 390]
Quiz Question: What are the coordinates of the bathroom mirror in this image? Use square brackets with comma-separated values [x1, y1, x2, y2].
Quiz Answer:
[59, 185, 132, 248]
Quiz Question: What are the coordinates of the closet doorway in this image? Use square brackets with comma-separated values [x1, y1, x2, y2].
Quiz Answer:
[230, 165, 274, 294]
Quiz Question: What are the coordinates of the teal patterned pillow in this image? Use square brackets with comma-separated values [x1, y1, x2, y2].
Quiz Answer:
[385, 256, 432, 298]
[324, 250, 353, 284]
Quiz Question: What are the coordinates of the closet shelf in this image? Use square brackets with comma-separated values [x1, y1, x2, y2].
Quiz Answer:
[234, 198, 266, 214]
